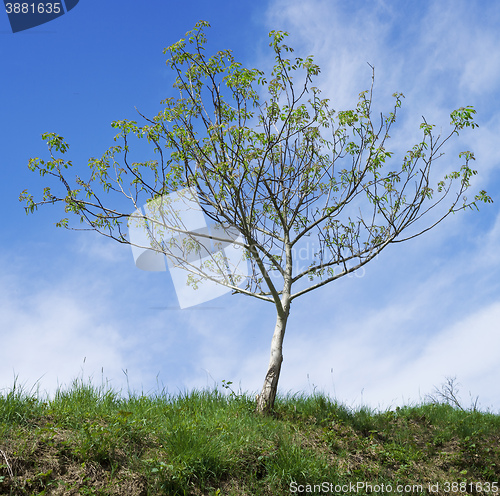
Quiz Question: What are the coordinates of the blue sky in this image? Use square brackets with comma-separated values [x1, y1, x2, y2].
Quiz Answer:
[2, 0, 500, 412]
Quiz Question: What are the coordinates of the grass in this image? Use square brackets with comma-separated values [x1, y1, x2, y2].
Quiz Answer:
[0, 378, 499, 495]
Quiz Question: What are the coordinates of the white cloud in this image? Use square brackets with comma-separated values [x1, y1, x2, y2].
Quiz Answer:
[0, 271, 125, 396]
[264, 0, 500, 129]
[0, 232, 180, 396]
[265, 289, 500, 412]
[402, 301, 500, 401]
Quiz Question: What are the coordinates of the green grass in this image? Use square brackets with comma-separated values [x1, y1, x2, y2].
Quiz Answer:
[0, 378, 499, 495]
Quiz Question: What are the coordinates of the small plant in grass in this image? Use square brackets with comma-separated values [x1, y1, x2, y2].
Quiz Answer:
[426, 376, 480, 413]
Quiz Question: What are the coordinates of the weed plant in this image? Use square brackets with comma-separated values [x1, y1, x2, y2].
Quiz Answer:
[0, 378, 498, 495]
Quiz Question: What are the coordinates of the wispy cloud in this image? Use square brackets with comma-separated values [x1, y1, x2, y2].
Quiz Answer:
[0, 257, 125, 395]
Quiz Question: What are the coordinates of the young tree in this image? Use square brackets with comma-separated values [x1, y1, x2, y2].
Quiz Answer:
[20, 21, 492, 413]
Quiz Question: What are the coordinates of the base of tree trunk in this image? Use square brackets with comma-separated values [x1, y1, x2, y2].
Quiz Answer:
[255, 360, 282, 414]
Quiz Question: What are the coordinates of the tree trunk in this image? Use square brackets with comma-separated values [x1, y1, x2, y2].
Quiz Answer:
[256, 297, 290, 414]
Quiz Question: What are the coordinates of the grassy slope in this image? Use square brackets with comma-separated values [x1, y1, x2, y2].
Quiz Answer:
[0, 379, 499, 495]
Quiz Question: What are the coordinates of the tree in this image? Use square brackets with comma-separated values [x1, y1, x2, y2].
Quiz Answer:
[20, 21, 492, 414]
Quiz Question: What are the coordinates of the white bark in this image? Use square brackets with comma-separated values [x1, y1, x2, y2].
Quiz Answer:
[256, 238, 293, 413]
[256, 299, 290, 413]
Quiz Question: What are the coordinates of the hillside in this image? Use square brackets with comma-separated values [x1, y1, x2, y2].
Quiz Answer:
[0, 379, 499, 495]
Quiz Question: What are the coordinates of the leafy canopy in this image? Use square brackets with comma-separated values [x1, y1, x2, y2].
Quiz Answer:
[20, 21, 492, 306]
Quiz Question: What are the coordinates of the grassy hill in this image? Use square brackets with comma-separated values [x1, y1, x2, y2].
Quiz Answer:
[0, 378, 498, 495]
